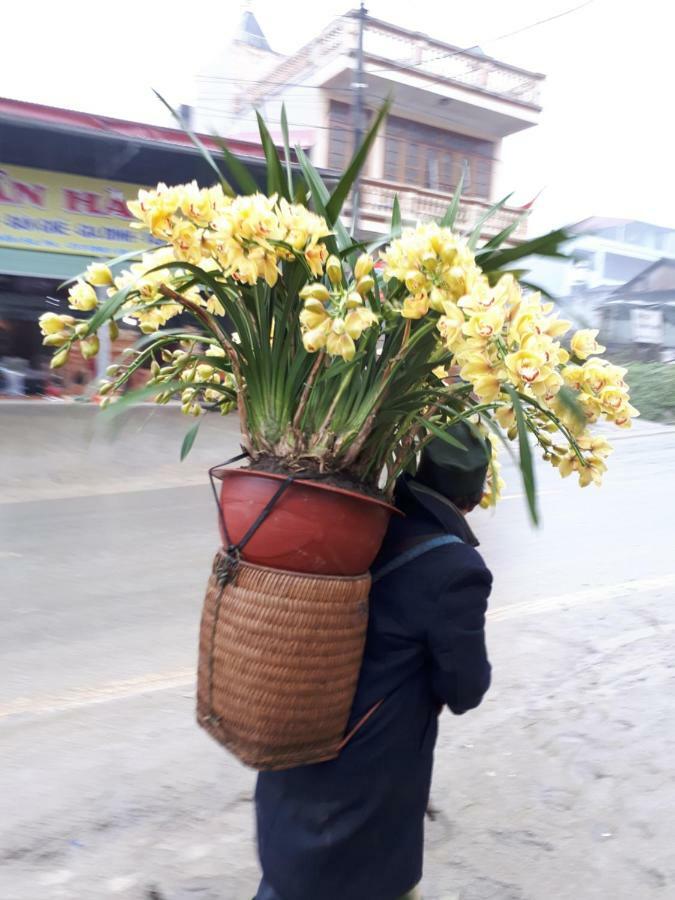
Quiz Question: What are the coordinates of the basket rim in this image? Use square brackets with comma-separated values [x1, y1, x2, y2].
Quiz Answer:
[214, 552, 374, 583]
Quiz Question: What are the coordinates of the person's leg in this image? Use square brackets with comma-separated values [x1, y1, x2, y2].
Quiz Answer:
[398, 887, 422, 900]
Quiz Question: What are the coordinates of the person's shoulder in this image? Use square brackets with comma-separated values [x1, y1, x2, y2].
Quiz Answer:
[427, 538, 492, 589]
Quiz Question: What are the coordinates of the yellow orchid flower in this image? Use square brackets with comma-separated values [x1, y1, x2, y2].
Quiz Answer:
[302, 318, 332, 353]
[402, 295, 430, 319]
[354, 253, 374, 281]
[571, 328, 606, 360]
[300, 307, 329, 331]
[326, 331, 356, 362]
[85, 263, 114, 286]
[68, 280, 98, 312]
[326, 255, 342, 286]
[505, 347, 548, 386]
[437, 304, 465, 349]
[171, 220, 203, 265]
[495, 405, 515, 429]
[473, 374, 503, 401]
[344, 307, 378, 340]
[305, 242, 328, 277]
[205, 295, 226, 316]
[462, 306, 505, 341]
[613, 402, 640, 428]
[300, 283, 331, 303]
[39, 312, 74, 335]
[429, 286, 448, 312]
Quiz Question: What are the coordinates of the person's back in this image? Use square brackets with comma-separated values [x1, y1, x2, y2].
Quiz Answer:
[255, 425, 493, 900]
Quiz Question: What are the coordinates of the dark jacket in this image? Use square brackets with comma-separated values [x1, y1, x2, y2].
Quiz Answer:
[255, 475, 492, 900]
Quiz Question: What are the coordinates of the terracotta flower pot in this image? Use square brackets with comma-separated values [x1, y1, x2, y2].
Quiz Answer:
[214, 468, 400, 576]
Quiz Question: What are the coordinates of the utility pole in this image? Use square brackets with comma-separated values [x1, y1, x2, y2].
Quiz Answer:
[351, 2, 367, 237]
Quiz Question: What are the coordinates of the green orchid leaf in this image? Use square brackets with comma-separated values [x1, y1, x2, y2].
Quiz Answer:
[326, 99, 391, 224]
[256, 110, 287, 199]
[478, 227, 571, 269]
[467, 193, 513, 251]
[154, 90, 234, 195]
[212, 137, 259, 195]
[180, 422, 201, 460]
[416, 415, 468, 451]
[280, 104, 295, 199]
[440, 164, 466, 228]
[295, 147, 350, 252]
[391, 194, 402, 238]
[503, 385, 539, 526]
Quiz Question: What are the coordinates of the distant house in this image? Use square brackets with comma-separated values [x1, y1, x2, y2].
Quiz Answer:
[523, 217, 675, 335]
[193, 6, 544, 242]
[601, 259, 675, 361]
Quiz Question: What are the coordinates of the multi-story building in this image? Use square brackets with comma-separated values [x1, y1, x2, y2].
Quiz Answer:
[530, 217, 675, 298]
[523, 217, 675, 334]
[194, 6, 545, 242]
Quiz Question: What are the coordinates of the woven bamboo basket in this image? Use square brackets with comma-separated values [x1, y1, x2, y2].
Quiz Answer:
[197, 549, 371, 770]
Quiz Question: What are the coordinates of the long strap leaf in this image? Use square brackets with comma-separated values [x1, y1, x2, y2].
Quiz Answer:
[325, 99, 391, 224]
[480, 209, 530, 251]
[477, 227, 570, 269]
[256, 110, 288, 199]
[390, 194, 402, 238]
[212, 137, 259, 195]
[503, 384, 539, 525]
[440, 163, 467, 228]
[280, 104, 295, 199]
[295, 147, 349, 252]
[467, 193, 513, 250]
[154, 90, 234, 196]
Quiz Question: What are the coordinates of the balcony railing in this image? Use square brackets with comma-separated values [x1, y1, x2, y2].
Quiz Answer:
[243, 15, 543, 111]
[353, 178, 527, 241]
[362, 21, 542, 107]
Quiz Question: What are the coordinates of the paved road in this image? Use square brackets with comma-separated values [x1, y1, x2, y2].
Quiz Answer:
[1, 415, 674, 900]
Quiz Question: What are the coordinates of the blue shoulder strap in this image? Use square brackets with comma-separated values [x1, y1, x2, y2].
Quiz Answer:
[371, 534, 463, 584]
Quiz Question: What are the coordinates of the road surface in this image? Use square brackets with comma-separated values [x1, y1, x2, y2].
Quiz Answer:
[1, 408, 674, 899]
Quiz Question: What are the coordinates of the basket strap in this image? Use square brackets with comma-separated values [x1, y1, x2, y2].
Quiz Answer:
[337, 698, 384, 751]
[371, 534, 463, 584]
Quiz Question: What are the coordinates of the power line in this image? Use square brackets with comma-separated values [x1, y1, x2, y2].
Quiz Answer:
[358, 1, 596, 76]
[193, 102, 499, 156]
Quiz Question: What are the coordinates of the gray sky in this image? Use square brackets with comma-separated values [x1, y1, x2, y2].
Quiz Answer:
[1, 0, 672, 233]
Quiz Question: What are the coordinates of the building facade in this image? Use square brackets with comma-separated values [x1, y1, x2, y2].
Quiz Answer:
[0, 98, 268, 394]
[601, 259, 675, 361]
[194, 7, 545, 241]
[523, 217, 675, 336]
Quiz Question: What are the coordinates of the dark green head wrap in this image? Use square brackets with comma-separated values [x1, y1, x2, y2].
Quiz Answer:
[415, 421, 491, 502]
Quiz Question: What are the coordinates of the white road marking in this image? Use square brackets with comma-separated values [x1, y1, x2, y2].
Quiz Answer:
[1, 573, 673, 721]
[488, 573, 675, 623]
[0, 669, 194, 719]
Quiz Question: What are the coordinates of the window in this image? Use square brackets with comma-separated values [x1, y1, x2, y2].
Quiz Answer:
[327, 101, 375, 172]
[327, 101, 353, 171]
[383, 116, 494, 198]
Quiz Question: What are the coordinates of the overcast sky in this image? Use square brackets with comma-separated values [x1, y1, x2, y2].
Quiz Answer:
[1, 0, 672, 233]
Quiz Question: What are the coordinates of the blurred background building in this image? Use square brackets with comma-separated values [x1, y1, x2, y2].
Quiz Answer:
[6, 4, 673, 395]
[192, 5, 544, 241]
[525, 217, 675, 360]
[0, 99, 270, 395]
